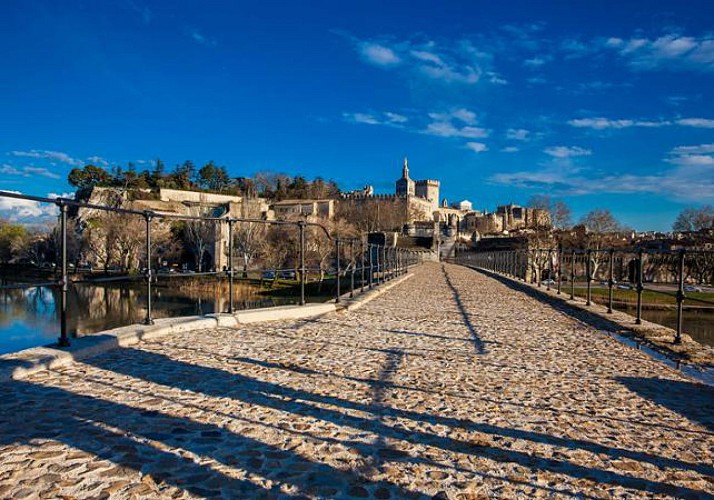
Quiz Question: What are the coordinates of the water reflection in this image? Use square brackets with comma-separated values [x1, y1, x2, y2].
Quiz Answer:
[0, 280, 299, 354]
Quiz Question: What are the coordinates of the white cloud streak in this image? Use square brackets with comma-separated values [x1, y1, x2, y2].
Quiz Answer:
[605, 34, 714, 71]
[568, 116, 714, 130]
[0, 165, 61, 179]
[9, 150, 83, 166]
[465, 142, 488, 153]
[506, 128, 530, 141]
[491, 144, 714, 202]
[352, 37, 487, 85]
[342, 111, 408, 127]
[544, 146, 591, 158]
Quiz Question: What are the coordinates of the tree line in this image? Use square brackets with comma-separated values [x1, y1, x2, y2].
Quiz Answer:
[67, 161, 341, 201]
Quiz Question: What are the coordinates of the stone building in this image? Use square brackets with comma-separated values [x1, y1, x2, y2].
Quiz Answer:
[395, 158, 440, 215]
[270, 199, 335, 220]
[339, 158, 440, 229]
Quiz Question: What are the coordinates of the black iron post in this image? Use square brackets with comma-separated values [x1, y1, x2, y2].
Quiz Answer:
[675, 249, 685, 344]
[299, 221, 306, 306]
[227, 218, 234, 314]
[570, 250, 576, 300]
[368, 243, 374, 289]
[607, 248, 614, 314]
[635, 249, 644, 324]
[382, 242, 387, 283]
[586, 249, 592, 306]
[557, 247, 563, 295]
[360, 239, 365, 292]
[350, 239, 355, 298]
[335, 237, 341, 303]
[57, 201, 70, 347]
[144, 211, 154, 325]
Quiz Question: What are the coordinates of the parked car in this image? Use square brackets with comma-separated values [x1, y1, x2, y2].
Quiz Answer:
[684, 285, 702, 293]
[541, 279, 556, 286]
[617, 284, 632, 290]
[262, 270, 277, 280]
[278, 270, 296, 280]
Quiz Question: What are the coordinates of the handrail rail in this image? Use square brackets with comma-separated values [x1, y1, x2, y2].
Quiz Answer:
[452, 246, 714, 345]
[0, 190, 423, 349]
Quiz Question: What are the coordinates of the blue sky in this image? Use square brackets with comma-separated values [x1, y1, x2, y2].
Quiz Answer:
[1, 1, 713, 230]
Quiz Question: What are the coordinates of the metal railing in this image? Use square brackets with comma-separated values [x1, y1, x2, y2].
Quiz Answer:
[0, 191, 422, 348]
[453, 247, 714, 344]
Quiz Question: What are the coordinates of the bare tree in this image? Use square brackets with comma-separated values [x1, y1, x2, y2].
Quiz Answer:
[527, 195, 571, 230]
[673, 205, 714, 232]
[232, 221, 266, 276]
[578, 209, 624, 278]
[184, 218, 216, 272]
[552, 201, 572, 230]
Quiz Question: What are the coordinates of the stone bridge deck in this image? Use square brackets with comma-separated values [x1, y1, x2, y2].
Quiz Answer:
[0, 262, 712, 499]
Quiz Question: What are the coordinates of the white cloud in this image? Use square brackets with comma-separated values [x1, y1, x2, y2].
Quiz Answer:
[384, 112, 408, 124]
[465, 142, 488, 153]
[9, 150, 83, 166]
[428, 108, 477, 125]
[424, 121, 489, 139]
[87, 155, 109, 166]
[677, 118, 714, 128]
[544, 146, 591, 158]
[485, 72, 507, 85]
[423, 108, 488, 139]
[605, 33, 714, 71]
[359, 42, 401, 66]
[190, 29, 216, 47]
[343, 111, 408, 127]
[568, 117, 641, 129]
[491, 145, 714, 202]
[568, 116, 714, 130]
[506, 128, 529, 141]
[667, 143, 714, 167]
[0, 191, 58, 220]
[523, 56, 550, 67]
[0, 164, 60, 179]
[527, 76, 547, 85]
[501, 146, 519, 153]
[352, 37, 484, 84]
[671, 143, 714, 155]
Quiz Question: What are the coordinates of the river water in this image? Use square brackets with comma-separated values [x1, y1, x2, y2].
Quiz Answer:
[0, 280, 306, 355]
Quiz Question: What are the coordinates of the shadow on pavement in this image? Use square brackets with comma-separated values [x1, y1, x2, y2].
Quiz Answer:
[616, 376, 714, 432]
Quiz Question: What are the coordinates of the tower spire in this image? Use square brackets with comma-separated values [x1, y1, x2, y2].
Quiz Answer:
[402, 156, 409, 179]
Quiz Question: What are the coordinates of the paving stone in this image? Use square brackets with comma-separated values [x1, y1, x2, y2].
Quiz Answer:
[0, 263, 712, 499]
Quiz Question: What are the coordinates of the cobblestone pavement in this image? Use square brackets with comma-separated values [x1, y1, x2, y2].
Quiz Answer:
[0, 262, 712, 499]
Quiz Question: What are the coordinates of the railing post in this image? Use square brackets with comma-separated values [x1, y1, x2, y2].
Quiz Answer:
[368, 243, 374, 289]
[570, 249, 575, 300]
[381, 245, 387, 283]
[557, 247, 563, 295]
[227, 218, 234, 314]
[635, 248, 644, 324]
[586, 249, 592, 305]
[144, 211, 154, 325]
[57, 200, 70, 347]
[335, 237, 341, 303]
[299, 221, 306, 306]
[360, 238, 365, 292]
[350, 239, 355, 298]
[547, 248, 553, 291]
[607, 248, 614, 314]
[675, 249, 685, 344]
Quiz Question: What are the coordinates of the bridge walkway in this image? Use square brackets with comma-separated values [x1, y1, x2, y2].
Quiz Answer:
[0, 262, 712, 498]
